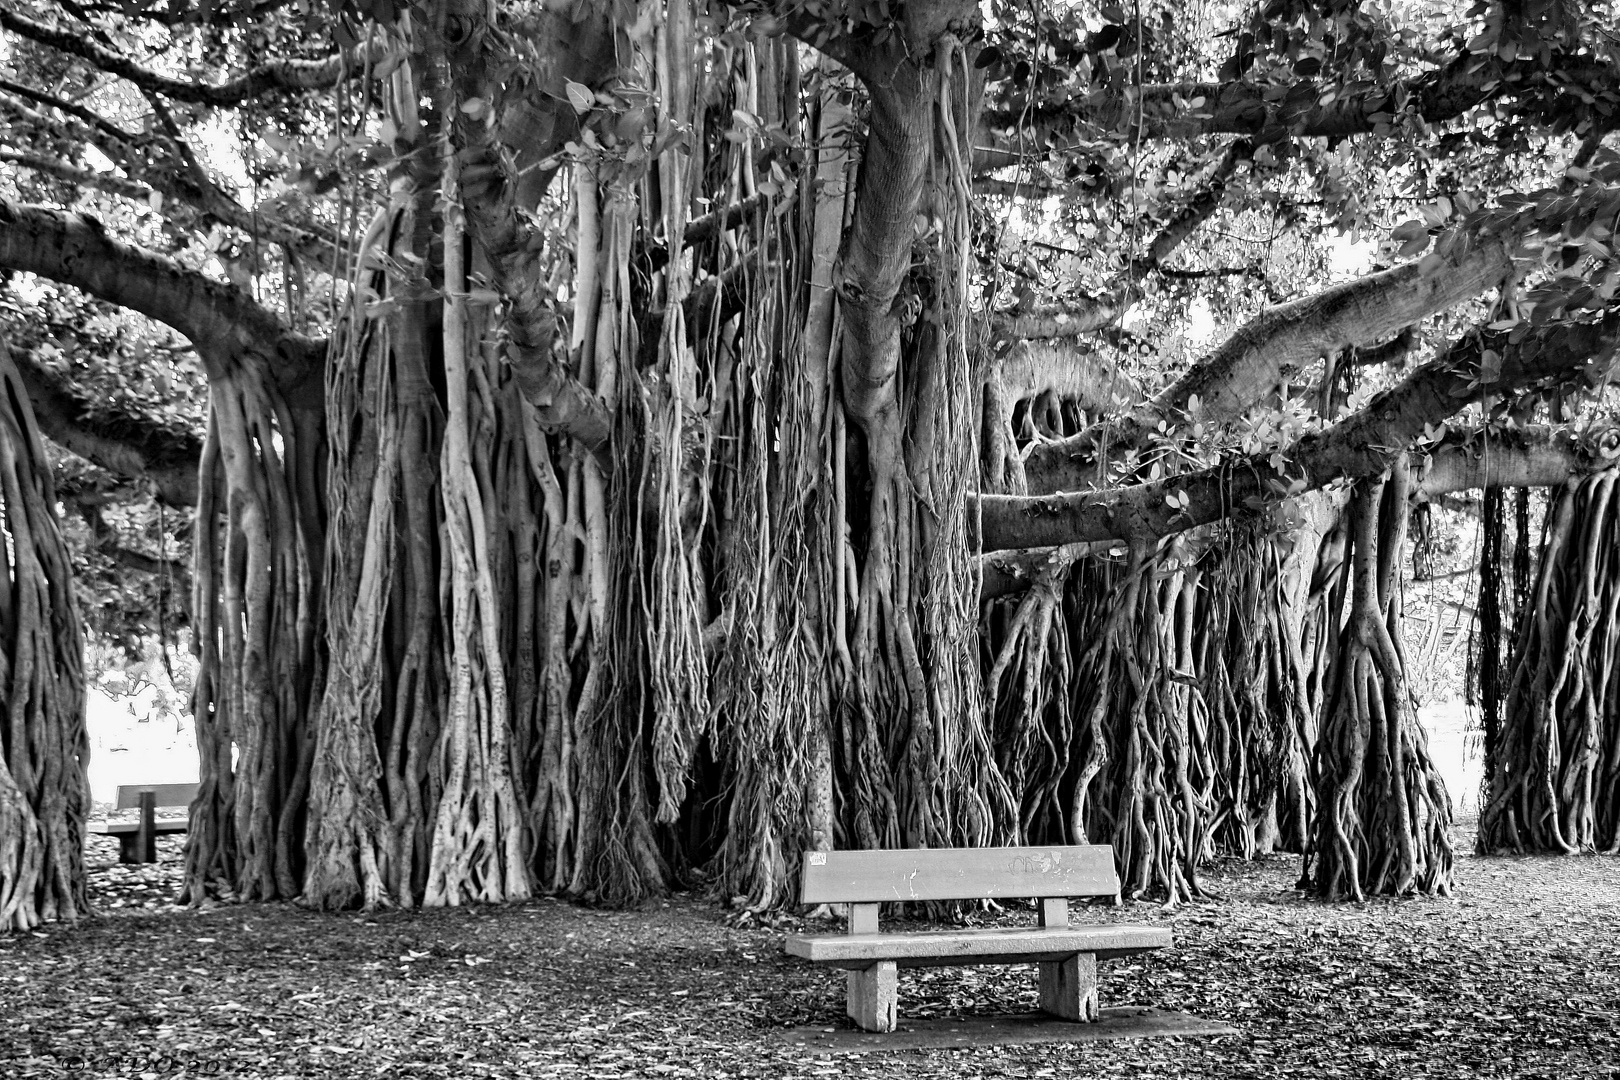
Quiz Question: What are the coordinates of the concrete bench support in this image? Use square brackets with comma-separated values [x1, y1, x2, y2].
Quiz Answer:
[847, 962, 898, 1032]
[1038, 952, 1099, 1021]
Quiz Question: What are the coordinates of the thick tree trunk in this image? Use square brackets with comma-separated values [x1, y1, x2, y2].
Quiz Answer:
[0, 342, 88, 930]
[185, 363, 327, 903]
[829, 12, 1012, 857]
[1479, 470, 1620, 854]
[1308, 460, 1453, 899]
[302, 8, 620, 909]
[302, 201, 445, 909]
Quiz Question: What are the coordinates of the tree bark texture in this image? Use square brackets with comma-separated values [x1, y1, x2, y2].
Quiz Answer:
[1307, 460, 1454, 899]
[1479, 470, 1620, 854]
[0, 341, 89, 930]
[184, 361, 327, 903]
[1022, 243, 1516, 493]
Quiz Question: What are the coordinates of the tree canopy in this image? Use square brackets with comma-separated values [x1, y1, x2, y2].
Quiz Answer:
[0, 0, 1617, 927]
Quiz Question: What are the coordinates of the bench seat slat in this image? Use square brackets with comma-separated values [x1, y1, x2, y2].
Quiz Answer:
[800, 846, 1118, 904]
[785, 924, 1170, 969]
[86, 820, 190, 837]
[113, 783, 199, 810]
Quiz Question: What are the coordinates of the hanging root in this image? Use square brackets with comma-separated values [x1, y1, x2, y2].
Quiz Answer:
[1060, 544, 1213, 907]
[0, 344, 89, 929]
[1480, 470, 1620, 854]
[1309, 460, 1454, 899]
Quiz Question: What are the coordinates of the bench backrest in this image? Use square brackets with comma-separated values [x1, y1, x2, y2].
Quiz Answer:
[114, 783, 200, 810]
[800, 845, 1119, 904]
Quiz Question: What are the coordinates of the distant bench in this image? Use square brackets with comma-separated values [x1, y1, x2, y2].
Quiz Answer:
[784, 845, 1171, 1032]
[85, 783, 198, 864]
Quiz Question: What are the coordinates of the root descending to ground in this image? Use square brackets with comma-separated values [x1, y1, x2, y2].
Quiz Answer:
[1480, 469, 1620, 854]
[1308, 459, 1454, 899]
[0, 343, 88, 930]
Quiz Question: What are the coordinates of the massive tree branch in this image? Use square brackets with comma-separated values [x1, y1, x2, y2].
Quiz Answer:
[979, 313, 1620, 552]
[990, 294, 1126, 341]
[1157, 239, 1515, 418]
[988, 139, 1250, 342]
[976, 49, 1620, 163]
[981, 429, 1615, 598]
[0, 8, 374, 107]
[0, 146, 337, 270]
[1022, 240, 1516, 491]
[993, 340, 1143, 413]
[8, 350, 201, 506]
[0, 199, 323, 389]
[1418, 425, 1620, 497]
[0, 93, 338, 267]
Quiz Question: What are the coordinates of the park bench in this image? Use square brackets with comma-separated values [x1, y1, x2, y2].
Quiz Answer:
[85, 782, 198, 864]
[784, 845, 1171, 1033]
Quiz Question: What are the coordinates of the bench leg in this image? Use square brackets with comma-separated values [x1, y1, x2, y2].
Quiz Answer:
[134, 791, 157, 863]
[846, 961, 898, 1032]
[117, 833, 140, 864]
[1038, 952, 1099, 1022]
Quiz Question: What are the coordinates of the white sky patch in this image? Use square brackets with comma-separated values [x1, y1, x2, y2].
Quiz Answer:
[9, 272, 46, 303]
[1183, 297, 1216, 347]
[198, 117, 253, 194]
[1326, 234, 1377, 278]
[83, 145, 116, 173]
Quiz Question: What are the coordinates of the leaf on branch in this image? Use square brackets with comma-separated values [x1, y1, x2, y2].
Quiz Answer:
[1398, 233, 1432, 257]
[1386, 215, 1433, 256]
[565, 81, 594, 115]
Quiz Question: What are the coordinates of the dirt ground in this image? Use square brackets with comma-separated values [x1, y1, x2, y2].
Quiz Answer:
[3, 820, 1618, 1080]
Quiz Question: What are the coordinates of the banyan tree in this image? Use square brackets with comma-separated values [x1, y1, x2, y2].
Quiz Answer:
[0, 0, 1618, 920]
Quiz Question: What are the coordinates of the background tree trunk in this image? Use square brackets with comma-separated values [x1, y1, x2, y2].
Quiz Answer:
[1479, 471, 1620, 854]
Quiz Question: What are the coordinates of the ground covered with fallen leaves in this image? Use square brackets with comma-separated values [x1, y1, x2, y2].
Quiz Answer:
[3, 820, 1618, 1079]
